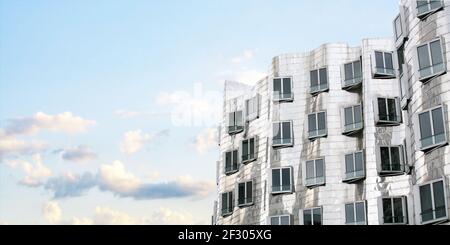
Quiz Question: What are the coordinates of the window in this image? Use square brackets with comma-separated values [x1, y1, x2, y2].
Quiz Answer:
[377, 145, 405, 176]
[415, 105, 447, 151]
[345, 201, 367, 225]
[417, 0, 444, 19]
[397, 45, 410, 110]
[342, 104, 363, 135]
[343, 151, 365, 183]
[245, 95, 259, 121]
[381, 197, 407, 225]
[342, 59, 363, 89]
[375, 97, 401, 125]
[273, 121, 293, 147]
[393, 10, 407, 48]
[394, 14, 403, 42]
[308, 111, 327, 140]
[242, 137, 257, 163]
[419, 179, 448, 224]
[228, 111, 244, 134]
[271, 167, 292, 194]
[416, 38, 446, 82]
[269, 215, 292, 225]
[304, 158, 325, 187]
[310, 68, 328, 94]
[221, 192, 233, 216]
[238, 181, 253, 207]
[273, 77, 293, 102]
[373, 51, 395, 78]
[300, 207, 322, 225]
[224, 150, 239, 175]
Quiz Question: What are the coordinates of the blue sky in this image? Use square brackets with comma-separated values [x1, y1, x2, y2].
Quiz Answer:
[0, 0, 398, 225]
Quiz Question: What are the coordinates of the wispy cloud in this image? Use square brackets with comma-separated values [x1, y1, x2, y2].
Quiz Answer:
[54, 145, 97, 163]
[6, 154, 52, 187]
[191, 128, 218, 155]
[120, 129, 169, 155]
[42, 201, 62, 224]
[0, 132, 47, 161]
[44, 172, 97, 198]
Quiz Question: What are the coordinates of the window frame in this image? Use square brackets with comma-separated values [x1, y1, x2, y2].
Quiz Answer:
[309, 67, 329, 95]
[393, 7, 408, 49]
[307, 111, 328, 140]
[272, 120, 294, 148]
[303, 158, 326, 188]
[416, 0, 444, 19]
[273, 77, 294, 102]
[237, 180, 254, 207]
[270, 167, 293, 194]
[344, 201, 367, 225]
[374, 97, 402, 126]
[417, 178, 449, 225]
[341, 59, 363, 90]
[221, 191, 234, 217]
[245, 94, 260, 122]
[228, 110, 244, 135]
[267, 214, 293, 225]
[414, 37, 447, 82]
[341, 104, 364, 135]
[372, 50, 396, 79]
[299, 207, 323, 225]
[378, 196, 408, 225]
[224, 149, 239, 175]
[241, 136, 258, 164]
[414, 104, 448, 151]
[342, 150, 366, 183]
[376, 145, 406, 176]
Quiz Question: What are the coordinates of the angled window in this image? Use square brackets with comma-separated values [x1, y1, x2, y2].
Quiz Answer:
[308, 111, 327, 140]
[228, 111, 244, 134]
[419, 179, 448, 224]
[310, 67, 329, 95]
[373, 51, 396, 78]
[304, 158, 325, 188]
[397, 45, 410, 110]
[245, 95, 259, 121]
[242, 137, 257, 164]
[300, 207, 322, 225]
[273, 77, 293, 102]
[271, 167, 293, 194]
[238, 181, 253, 207]
[269, 215, 292, 225]
[381, 197, 407, 225]
[272, 121, 293, 148]
[345, 201, 367, 225]
[224, 150, 239, 175]
[375, 97, 402, 126]
[343, 151, 365, 183]
[377, 145, 405, 176]
[417, 0, 444, 19]
[416, 37, 446, 82]
[342, 59, 363, 90]
[415, 105, 447, 151]
[394, 14, 403, 43]
[342, 104, 363, 135]
[221, 191, 234, 216]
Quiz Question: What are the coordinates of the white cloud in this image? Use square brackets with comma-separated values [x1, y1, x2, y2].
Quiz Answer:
[6, 154, 52, 187]
[149, 207, 195, 225]
[56, 145, 97, 163]
[98, 161, 141, 193]
[192, 128, 218, 155]
[120, 130, 151, 155]
[71, 217, 94, 225]
[42, 201, 62, 224]
[0, 133, 47, 160]
[146, 171, 161, 181]
[231, 49, 257, 64]
[4, 112, 96, 136]
[174, 175, 215, 199]
[93, 206, 143, 225]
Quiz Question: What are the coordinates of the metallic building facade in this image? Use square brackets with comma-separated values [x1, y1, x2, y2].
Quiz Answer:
[213, 0, 450, 225]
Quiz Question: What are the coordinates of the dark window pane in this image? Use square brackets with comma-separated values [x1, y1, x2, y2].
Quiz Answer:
[271, 217, 279, 225]
[318, 112, 326, 131]
[282, 122, 291, 140]
[398, 47, 405, 74]
[345, 204, 355, 223]
[238, 183, 245, 203]
[395, 15, 402, 39]
[420, 184, 433, 222]
[316, 159, 324, 178]
[354, 61, 362, 78]
[378, 98, 388, 121]
[345, 63, 353, 81]
[418, 45, 431, 70]
[375, 51, 384, 68]
[391, 147, 401, 171]
[387, 98, 397, 121]
[355, 152, 364, 171]
[272, 169, 280, 188]
[303, 210, 312, 225]
[383, 199, 393, 223]
[246, 181, 253, 201]
[280, 216, 290, 225]
[273, 79, 282, 92]
[225, 152, 232, 169]
[417, 0, 428, 8]
[319, 68, 328, 85]
[313, 208, 322, 225]
[310, 70, 318, 87]
[380, 147, 390, 169]
[355, 202, 366, 223]
[235, 111, 243, 126]
[430, 0, 442, 10]
[432, 108, 445, 136]
[233, 150, 238, 166]
[385, 52, 393, 69]
[229, 112, 235, 127]
[228, 192, 233, 210]
[222, 193, 228, 210]
[306, 161, 315, 179]
[273, 123, 281, 140]
[283, 78, 291, 95]
[308, 114, 316, 132]
[433, 181, 446, 219]
[345, 154, 354, 173]
[249, 138, 255, 156]
[354, 106, 362, 123]
[393, 198, 404, 223]
[419, 112, 432, 140]
[345, 107, 353, 126]
[242, 140, 248, 160]
[282, 168, 291, 190]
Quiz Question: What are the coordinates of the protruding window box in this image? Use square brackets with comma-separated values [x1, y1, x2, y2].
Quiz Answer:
[376, 145, 406, 177]
[273, 77, 294, 102]
[241, 137, 258, 164]
[268, 215, 293, 225]
[378, 196, 408, 225]
[228, 111, 244, 135]
[414, 37, 447, 83]
[221, 192, 234, 217]
[272, 121, 293, 148]
[303, 158, 325, 188]
[224, 150, 239, 175]
[372, 51, 396, 79]
[374, 97, 402, 126]
[237, 180, 254, 207]
[414, 105, 448, 152]
[417, 178, 448, 225]
[309, 67, 329, 95]
[299, 207, 322, 225]
[399, 64, 410, 110]
[341, 59, 363, 90]
[245, 95, 260, 122]
[416, 0, 444, 19]
[342, 151, 365, 183]
[345, 201, 367, 225]
[393, 8, 408, 49]
[308, 111, 327, 140]
[341, 104, 363, 135]
[271, 167, 293, 194]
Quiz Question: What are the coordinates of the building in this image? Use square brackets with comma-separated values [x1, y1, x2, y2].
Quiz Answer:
[212, 0, 450, 225]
